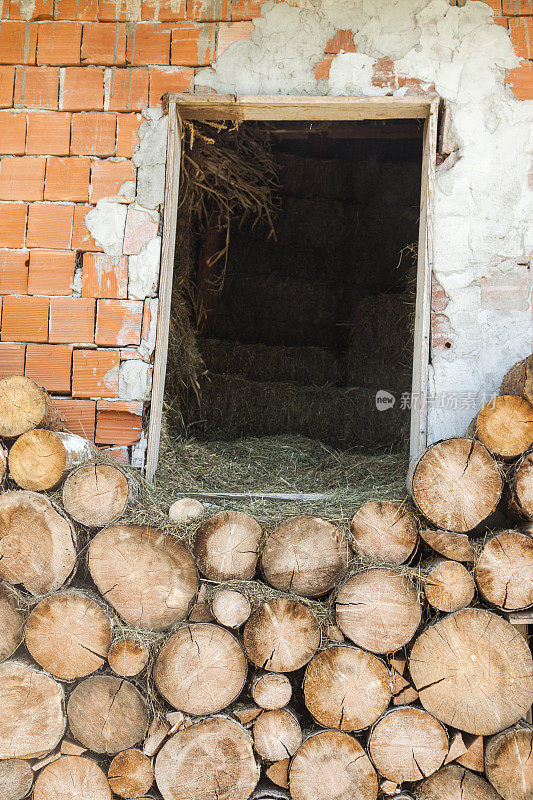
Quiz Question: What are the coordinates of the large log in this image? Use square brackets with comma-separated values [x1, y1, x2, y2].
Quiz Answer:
[154, 623, 247, 714]
[252, 708, 302, 761]
[0, 376, 64, 438]
[9, 430, 95, 491]
[88, 523, 197, 631]
[67, 675, 149, 754]
[423, 560, 475, 612]
[419, 528, 475, 562]
[211, 589, 251, 628]
[194, 512, 263, 581]
[154, 717, 260, 800]
[252, 673, 292, 710]
[303, 644, 391, 731]
[289, 730, 378, 800]
[108, 637, 149, 677]
[33, 756, 111, 800]
[0, 661, 65, 759]
[335, 568, 421, 654]
[501, 354, 533, 403]
[0, 491, 77, 595]
[0, 758, 33, 800]
[0, 584, 24, 664]
[25, 591, 111, 681]
[368, 707, 448, 783]
[409, 608, 533, 735]
[418, 764, 501, 800]
[485, 725, 533, 800]
[243, 598, 320, 672]
[475, 530, 533, 610]
[472, 395, 533, 459]
[350, 501, 418, 565]
[408, 438, 502, 532]
[108, 749, 154, 799]
[62, 464, 137, 527]
[260, 516, 351, 597]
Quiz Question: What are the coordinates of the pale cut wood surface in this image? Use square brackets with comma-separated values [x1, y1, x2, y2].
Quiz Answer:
[0, 584, 24, 664]
[485, 726, 533, 800]
[474, 395, 533, 459]
[243, 598, 320, 672]
[62, 464, 134, 527]
[211, 589, 251, 628]
[33, 756, 111, 800]
[194, 512, 263, 581]
[419, 528, 475, 562]
[108, 749, 154, 799]
[512, 452, 533, 519]
[0, 758, 33, 800]
[0, 376, 64, 438]
[252, 708, 302, 761]
[9, 430, 95, 491]
[252, 673, 292, 710]
[418, 764, 501, 800]
[455, 734, 484, 771]
[108, 638, 149, 677]
[424, 560, 475, 612]
[501, 355, 533, 404]
[475, 530, 533, 610]
[265, 760, 289, 789]
[0, 444, 6, 486]
[350, 501, 418, 565]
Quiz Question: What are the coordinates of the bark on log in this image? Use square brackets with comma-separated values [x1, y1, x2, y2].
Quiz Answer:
[62, 464, 136, 527]
[368, 706, 448, 783]
[33, 756, 111, 800]
[194, 512, 263, 581]
[0, 584, 24, 664]
[108, 749, 154, 799]
[423, 560, 475, 612]
[350, 501, 418, 565]
[243, 598, 320, 672]
[335, 569, 421, 654]
[0, 444, 7, 486]
[250, 788, 290, 800]
[472, 395, 533, 459]
[303, 644, 391, 731]
[9, 430, 95, 491]
[154, 717, 260, 800]
[0, 491, 77, 595]
[260, 516, 351, 597]
[418, 764, 501, 800]
[265, 759, 289, 789]
[475, 530, 533, 610]
[154, 623, 247, 715]
[409, 608, 533, 735]
[89, 523, 197, 631]
[0, 758, 33, 800]
[252, 673, 292, 710]
[408, 438, 502, 532]
[25, 591, 111, 681]
[108, 637, 149, 677]
[508, 452, 533, 520]
[419, 528, 475, 562]
[211, 589, 251, 628]
[501, 355, 533, 404]
[485, 726, 533, 800]
[0, 661, 65, 759]
[289, 730, 378, 800]
[67, 675, 149, 754]
[252, 708, 302, 761]
[0, 377, 64, 439]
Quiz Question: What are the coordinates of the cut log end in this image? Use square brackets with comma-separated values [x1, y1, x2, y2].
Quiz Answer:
[500, 354, 533, 405]
[485, 727, 533, 800]
[211, 589, 251, 628]
[252, 673, 292, 710]
[108, 749, 154, 799]
[252, 708, 302, 761]
[194, 512, 263, 581]
[350, 501, 418, 565]
[168, 498, 205, 523]
[424, 560, 475, 612]
[418, 764, 501, 800]
[0, 376, 64, 439]
[512, 452, 533, 519]
[108, 637, 149, 677]
[0, 584, 25, 664]
[9, 430, 95, 491]
[265, 759, 289, 789]
[33, 756, 111, 800]
[419, 529, 475, 562]
[475, 530, 533, 611]
[0, 758, 34, 800]
[62, 464, 134, 527]
[244, 598, 321, 672]
[474, 395, 533, 459]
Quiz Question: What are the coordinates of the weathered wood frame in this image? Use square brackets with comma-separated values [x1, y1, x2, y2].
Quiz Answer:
[145, 94, 439, 481]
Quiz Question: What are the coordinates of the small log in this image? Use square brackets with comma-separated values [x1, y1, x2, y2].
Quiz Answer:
[25, 591, 111, 681]
[168, 498, 205, 523]
[0, 661, 65, 759]
[89, 523, 197, 631]
[0, 584, 24, 664]
[234, 705, 262, 726]
[0, 758, 33, 800]
[485, 726, 533, 800]
[418, 764, 501, 800]
[188, 583, 214, 622]
[154, 623, 247, 715]
[108, 637, 149, 677]
[194, 512, 263, 581]
[0, 491, 76, 595]
[252, 708, 302, 761]
[424, 560, 475, 612]
[475, 530, 533, 610]
[62, 464, 137, 527]
[260, 516, 351, 597]
[501, 355, 533, 403]
[472, 395, 533, 459]
[289, 730, 378, 800]
[252, 673, 292, 710]
[265, 759, 289, 789]
[509, 452, 533, 519]
[33, 756, 111, 800]
[9, 430, 95, 491]
[390, 655, 419, 705]
[408, 437, 502, 532]
[419, 528, 475, 562]
[60, 740, 86, 756]
[67, 675, 149, 754]
[455, 733, 484, 771]
[350, 501, 418, 565]
[211, 589, 251, 628]
[409, 608, 533, 735]
[108, 749, 154, 799]
[143, 716, 171, 758]
[154, 717, 260, 800]
[31, 753, 60, 773]
[444, 730, 468, 765]
[368, 706, 448, 783]
[303, 644, 391, 731]
[335, 568, 421, 654]
[243, 598, 320, 672]
[0, 376, 64, 439]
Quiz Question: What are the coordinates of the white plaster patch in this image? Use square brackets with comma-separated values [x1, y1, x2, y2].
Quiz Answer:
[328, 52, 386, 96]
[128, 236, 162, 300]
[86, 201, 127, 260]
[119, 360, 152, 401]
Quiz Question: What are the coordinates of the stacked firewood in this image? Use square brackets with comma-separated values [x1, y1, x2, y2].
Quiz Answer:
[1, 360, 533, 800]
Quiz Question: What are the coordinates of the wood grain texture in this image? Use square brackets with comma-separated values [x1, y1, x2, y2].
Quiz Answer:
[0, 376, 64, 438]
[194, 512, 263, 581]
[0, 758, 33, 800]
[108, 638, 149, 677]
[63, 464, 135, 527]
[473, 395, 533, 459]
[252, 709, 302, 761]
[419, 528, 475, 562]
[485, 726, 533, 800]
[9, 430, 95, 491]
[0, 584, 24, 664]
[33, 756, 111, 800]
[475, 531, 533, 610]
[501, 355, 533, 404]
[252, 673, 292, 710]
[424, 560, 475, 612]
[244, 599, 320, 672]
[418, 764, 501, 800]
[350, 501, 418, 565]
[108, 749, 154, 799]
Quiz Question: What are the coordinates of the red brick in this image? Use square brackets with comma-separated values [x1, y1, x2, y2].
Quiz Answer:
[97, 0, 134, 20]
[1, 296, 49, 342]
[493, 15, 508, 28]
[0, 156, 45, 201]
[0, 250, 28, 293]
[45, 156, 91, 201]
[90, 159, 135, 202]
[107, 68, 149, 111]
[0, 21, 37, 65]
[52, 397, 96, 438]
[0, 342, 26, 378]
[503, 0, 532, 12]
[188, 0, 230, 20]
[8, 0, 54, 19]
[216, 21, 252, 57]
[70, 112, 116, 156]
[372, 56, 396, 89]
[81, 22, 127, 65]
[432, 280, 448, 313]
[170, 22, 216, 66]
[0, 203, 27, 247]
[26, 111, 71, 155]
[116, 113, 141, 157]
[142, 0, 186, 21]
[431, 313, 454, 352]
[54, 0, 98, 20]
[231, 0, 261, 21]
[27, 249, 76, 295]
[314, 55, 334, 81]
[62, 66, 104, 110]
[0, 67, 15, 108]
[25, 343, 72, 392]
[509, 17, 533, 58]
[481, 269, 530, 311]
[127, 23, 171, 65]
[49, 296, 95, 343]
[123, 206, 158, 255]
[99, 444, 129, 462]
[37, 21, 82, 64]
[0, 112, 26, 155]
[26, 202, 74, 249]
[96, 299, 143, 345]
[14, 66, 59, 109]
[507, 61, 533, 99]
[72, 348, 119, 397]
[95, 401, 143, 444]
[149, 66, 194, 104]
[82, 252, 128, 298]
[324, 29, 356, 54]
[72, 204, 101, 250]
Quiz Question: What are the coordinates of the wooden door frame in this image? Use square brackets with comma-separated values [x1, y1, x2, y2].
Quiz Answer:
[145, 94, 439, 482]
